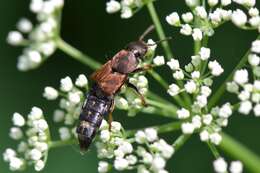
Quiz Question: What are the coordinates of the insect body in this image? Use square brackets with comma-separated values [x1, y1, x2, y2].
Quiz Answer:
[76, 26, 156, 151]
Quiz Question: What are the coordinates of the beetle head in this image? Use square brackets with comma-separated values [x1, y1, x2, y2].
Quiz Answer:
[126, 41, 148, 59]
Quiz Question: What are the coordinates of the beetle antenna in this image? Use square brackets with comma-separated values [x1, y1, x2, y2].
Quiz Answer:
[139, 25, 155, 41]
[146, 37, 172, 46]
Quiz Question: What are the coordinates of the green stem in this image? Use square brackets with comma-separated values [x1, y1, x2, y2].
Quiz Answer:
[194, 40, 201, 54]
[172, 134, 191, 151]
[208, 35, 260, 108]
[55, 38, 101, 70]
[49, 139, 77, 149]
[207, 142, 220, 158]
[219, 132, 260, 173]
[126, 121, 181, 137]
[146, 99, 178, 118]
[146, 2, 173, 60]
[148, 70, 168, 89]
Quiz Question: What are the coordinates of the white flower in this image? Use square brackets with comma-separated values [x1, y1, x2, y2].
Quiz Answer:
[3, 148, 16, 162]
[168, 84, 180, 96]
[30, 0, 44, 13]
[242, 0, 256, 7]
[135, 130, 147, 144]
[59, 127, 71, 140]
[195, 6, 207, 19]
[181, 122, 195, 134]
[114, 158, 129, 171]
[177, 108, 190, 119]
[185, 0, 200, 7]
[98, 161, 109, 173]
[137, 75, 148, 88]
[213, 157, 228, 173]
[238, 90, 250, 101]
[182, 12, 193, 23]
[9, 127, 23, 140]
[145, 128, 158, 142]
[115, 97, 129, 109]
[231, 9, 247, 27]
[147, 39, 157, 51]
[33, 119, 48, 132]
[119, 141, 133, 154]
[60, 76, 73, 92]
[28, 106, 43, 120]
[153, 55, 165, 66]
[111, 121, 122, 132]
[254, 104, 260, 116]
[68, 92, 81, 104]
[173, 70, 184, 80]
[38, 41, 56, 56]
[199, 47, 211, 60]
[151, 156, 166, 170]
[7, 31, 23, 45]
[166, 12, 180, 26]
[27, 50, 42, 66]
[249, 16, 260, 27]
[219, 103, 232, 118]
[230, 161, 243, 173]
[191, 71, 200, 79]
[9, 157, 24, 171]
[184, 80, 197, 93]
[227, 82, 239, 93]
[248, 54, 260, 66]
[74, 74, 88, 87]
[126, 155, 137, 165]
[167, 58, 180, 70]
[12, 113, 25, 127]
[200, 130, 210, 141]
[254, 80, 260, 91]
[221, 0, 231, 6]
[35, 160, 45, 171]
[249, 8, 259, 17]
[208, 0, 218, 7]
[29, 149, 42, 161]
[203, 114, 213, 125]
[251, 40, 260, 53]
[180, 24, 192, 35]
[43, 86, 58, 100]
[239, 101, 252, 115]
[17, 18, 33, 33]
[158, 139, 175, 158]
[53, 109, 64, 122]
[142, 152, 153, 164]
[208, 60, 224, 76]
[196, 95, 207, 108]
[121, 7, 133, 19]
[201, 86, 212, 97]
[192, 115, 202, 129]
[234, 69, 249, 85]
[100, 130, 110, 142]
[35, 142, 48, 152]
[210, 132, 222, 145]
[192, 28, 203, 41]
[106, 0, 120, 14]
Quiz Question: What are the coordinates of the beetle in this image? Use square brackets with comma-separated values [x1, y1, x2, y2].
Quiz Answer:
[76, 25, 166, 151]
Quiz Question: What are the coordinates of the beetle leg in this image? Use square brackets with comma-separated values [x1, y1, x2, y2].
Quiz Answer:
[108, 100, 115, 131]
[126, 81, 147, 107]
[132, 64, 153, 73]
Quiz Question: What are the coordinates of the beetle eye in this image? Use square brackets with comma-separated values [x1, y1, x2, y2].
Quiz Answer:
[133, 50, 140, 57]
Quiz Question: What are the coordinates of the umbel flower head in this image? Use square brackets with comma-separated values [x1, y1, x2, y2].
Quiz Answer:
[7, 0, 64, 71]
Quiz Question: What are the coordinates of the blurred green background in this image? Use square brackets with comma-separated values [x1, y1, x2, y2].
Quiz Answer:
[1, 0, 260, 172]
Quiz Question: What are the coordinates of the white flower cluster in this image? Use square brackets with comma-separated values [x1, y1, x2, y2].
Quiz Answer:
[96, 121, 174, 173]
[3, 107, 49, 171]
[106, 0, 144, 19]
[43, 74, 88, 140]
[213, 157, 243, 173]
[166, 0, 260, 41]
[115, 74, 149, 116]
[167, 46, 223, 98]
[227, 39, 260, 116]
[7, 0, 64, 71]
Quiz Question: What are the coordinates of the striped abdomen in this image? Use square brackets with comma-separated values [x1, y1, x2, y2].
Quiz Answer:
[76, 84, 113, 151]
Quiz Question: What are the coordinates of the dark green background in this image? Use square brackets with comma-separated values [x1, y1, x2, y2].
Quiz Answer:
[1, 0, 260, 172]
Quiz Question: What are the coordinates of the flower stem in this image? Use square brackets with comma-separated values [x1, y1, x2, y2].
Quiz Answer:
[207, 142, 220, 158]
[126, 121, 181, 137]
[219, 132, 260, 173]
[146, 2, 173, 60]
[172, 134, 191, 151]
[49, 139, 77, 149]
[55, 38, 101, 70]
[208, 35, 260, 108]
[146, 99, 178, 118]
